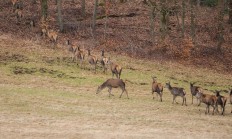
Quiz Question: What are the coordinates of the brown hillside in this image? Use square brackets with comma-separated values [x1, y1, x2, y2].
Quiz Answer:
[0, 0, 231, 73]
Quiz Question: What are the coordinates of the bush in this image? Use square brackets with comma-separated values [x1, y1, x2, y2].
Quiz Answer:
[202, 0, 218, 7]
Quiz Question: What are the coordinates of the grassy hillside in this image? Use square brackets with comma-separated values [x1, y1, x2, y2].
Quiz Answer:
[0, 34, 232, 138]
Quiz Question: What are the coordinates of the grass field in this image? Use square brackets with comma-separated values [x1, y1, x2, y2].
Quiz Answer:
[0, 34, 232, 139]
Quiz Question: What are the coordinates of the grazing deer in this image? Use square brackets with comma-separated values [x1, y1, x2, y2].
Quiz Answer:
[230, 89, 232, 113]
[100, 50, 109, 73]
[165, 82, 187, 106]
[190, 82, 202, 105]
[196, 91, 217, 115]
[214, 90, 227, 115]
[109, 59, 122, 79]
[151, 76, 163, 102]
[96, 78, 129, 99]
[87, 49, 98, 73]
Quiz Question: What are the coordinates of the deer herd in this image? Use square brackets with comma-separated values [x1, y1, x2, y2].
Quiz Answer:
[9, 0, 232, 116]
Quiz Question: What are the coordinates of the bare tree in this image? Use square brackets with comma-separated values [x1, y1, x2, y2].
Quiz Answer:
[190, 0, 195, 43]
[217, 0, 226, 52]
[181, 0, 185, 38]
[41, 0, 48, 20]
[229, 0, 232, 24]
[57, 0, 63, 32]
[92, 0, 98, 35]
[81, 0, 85, 17]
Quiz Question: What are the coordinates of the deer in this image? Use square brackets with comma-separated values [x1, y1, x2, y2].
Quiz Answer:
[15, 8, 23, 23]
[109, 58, 122, 79]
[214, 90, 227, 115]
[47, 29, 58, 45]
[96, 78, 129, 99]
[74, 46, 86, 68]
[151, 76, 163, 102]
[11, 0, 18, 11]
[165, 82, 187, 106]
[100, 50, 109, 73]
[65, 40, 77, 61]
[190, 82, 202, 105]
[87, 49, 98, 73]
[196, 91, 217, 115]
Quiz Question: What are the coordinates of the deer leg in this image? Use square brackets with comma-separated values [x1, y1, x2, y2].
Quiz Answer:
[119, 89, 124, 98]
[124, 89, 129, 99]
[192, 95, 193, 104]
[172, 95, 177, 104]
[160, 92, 163, 102]
[108, 88, 113, 97]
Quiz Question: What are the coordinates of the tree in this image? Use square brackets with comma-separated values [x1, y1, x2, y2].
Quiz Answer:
[190, 0, 196, 43]
[229, 0, 232, 24]
[181, 0, 185, 38]
[92, 0, 98, 36]
[147, 0, 157, 42]
[217, 0, 225, 52]
[41, 0, 48, 20]
[57, 0, 63, 32]
[81, 0, 86, 17]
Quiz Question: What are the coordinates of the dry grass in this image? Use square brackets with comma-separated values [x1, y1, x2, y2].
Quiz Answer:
[0, 34, 232, 139]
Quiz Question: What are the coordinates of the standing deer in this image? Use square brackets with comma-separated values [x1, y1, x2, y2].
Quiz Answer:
[165, 82, 187, 106]
[96, 78, 129, 99]
[110, 61, 122, 79]
[151, 76, 163, 102]
[214, 90, 227, 115]
[100, 50, 109, 73]
[190, 82, 202, 105]
[87, 49, 98, 73]
[65, 40, 77, 61]
[196, 91, 217, 115]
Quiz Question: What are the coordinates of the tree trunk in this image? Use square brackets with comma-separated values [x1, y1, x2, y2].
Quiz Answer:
[217, 0, 225, 52]
[150, 5, 156, 42]
[181, 0, 185, 38]
[81, 0, 85, 17]
[190, 0, 195, 43]
[92, 0, 98, 35]
[41, 0, 48, 20]
[229, 0, 232, 24]
[57, 0, 63, 32]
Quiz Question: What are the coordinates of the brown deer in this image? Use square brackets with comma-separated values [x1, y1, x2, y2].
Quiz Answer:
[109, 59, 122, 79]
[165, 82, 187, 106]
[190, 82, 202, 105]
[96, 78, 129, 99]
[100, 50, 109, 73]
[47, 29, 58, 45]
[87, 49, 98, 73]
[196, 91, 217, 115]
[65, 40, 78, 61]
[74, 46, 86, 68]
[214, 90, 227, 115]
[15, 8, 23, 23]
[151, 76, 163, 102]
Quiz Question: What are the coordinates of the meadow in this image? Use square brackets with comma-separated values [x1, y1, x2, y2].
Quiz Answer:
[0, 34, 231, 139]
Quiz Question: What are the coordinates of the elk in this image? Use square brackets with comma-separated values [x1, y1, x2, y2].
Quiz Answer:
[109, 59, 122, 79]
[230, 89, 232, 113]
[96, 78, 129, 99]
[190, 82, 202, 105]
[100, 50, 109, 73]
[151, 76, 163, 102]
[196, 91, 217, 115]
[87, 49, 98, 73]
[214, 90, 227, 115]
[165, 82, 187, 106]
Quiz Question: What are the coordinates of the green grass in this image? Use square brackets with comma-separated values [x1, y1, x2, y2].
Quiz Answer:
[0, 36, 232, 138]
